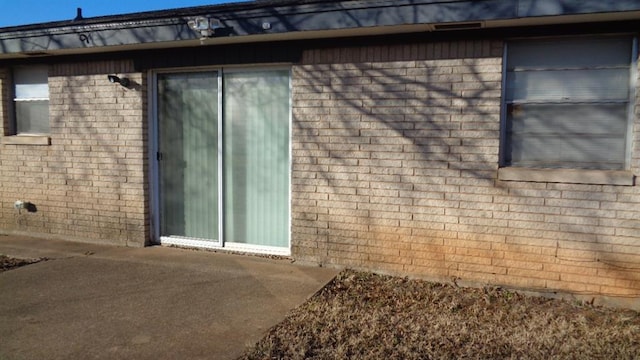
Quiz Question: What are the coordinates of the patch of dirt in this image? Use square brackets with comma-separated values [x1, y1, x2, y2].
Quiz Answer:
[240, 269, 640, 359]
[0, 255, 46, 272]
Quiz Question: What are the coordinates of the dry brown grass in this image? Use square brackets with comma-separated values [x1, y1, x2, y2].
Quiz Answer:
[241, 270, 640, 360]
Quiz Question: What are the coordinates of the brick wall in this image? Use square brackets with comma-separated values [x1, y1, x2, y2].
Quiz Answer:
[291, 40, 640, 307]
[0, 37, 637, 307]
[0, 60, 149, 246]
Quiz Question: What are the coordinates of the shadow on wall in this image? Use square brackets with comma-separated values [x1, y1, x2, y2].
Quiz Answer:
[41, 60, 149, 246]
[291, 39, 640, 306]
[2, 1, 636, 304]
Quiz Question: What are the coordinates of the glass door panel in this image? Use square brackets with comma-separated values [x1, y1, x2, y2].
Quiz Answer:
[223, 70, 290, 248]
[158, 72, 220, 241]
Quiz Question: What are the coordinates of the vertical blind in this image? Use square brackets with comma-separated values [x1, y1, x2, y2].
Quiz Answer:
[158, 72, 219, 241]
[158, 69, 290, 250]
[223, 70, 290, 248]
[504, 36, 633, 170]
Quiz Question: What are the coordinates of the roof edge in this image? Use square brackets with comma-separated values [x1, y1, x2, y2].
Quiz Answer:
[1, 0, 639, 58]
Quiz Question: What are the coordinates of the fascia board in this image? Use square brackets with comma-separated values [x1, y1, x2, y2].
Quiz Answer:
[0, 0, 639, 57]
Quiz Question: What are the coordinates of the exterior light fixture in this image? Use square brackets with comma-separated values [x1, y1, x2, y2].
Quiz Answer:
[187, 16, 222, 39]
[108, 75, 130, 88]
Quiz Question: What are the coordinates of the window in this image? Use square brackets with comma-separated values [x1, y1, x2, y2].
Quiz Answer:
[13, 65, 49, 135]
[502, 36, 634, 171]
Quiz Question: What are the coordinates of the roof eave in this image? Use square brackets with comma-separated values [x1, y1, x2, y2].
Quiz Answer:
[1, 0, 640, 60]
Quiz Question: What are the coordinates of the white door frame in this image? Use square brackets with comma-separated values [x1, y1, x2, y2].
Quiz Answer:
[148, 66, 292, 256]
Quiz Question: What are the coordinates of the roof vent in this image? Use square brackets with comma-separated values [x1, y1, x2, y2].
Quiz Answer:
[74, 8, 83, 21]
[433, 22, 483, 31]
[24, 52, 49, 57]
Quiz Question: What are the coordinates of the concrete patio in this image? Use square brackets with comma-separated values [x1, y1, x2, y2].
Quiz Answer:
[0, 235, 338, 359]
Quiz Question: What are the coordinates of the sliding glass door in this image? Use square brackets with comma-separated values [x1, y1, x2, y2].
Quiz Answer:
[224, 70, 290, 249]
[158, 72, 220, 243]
[156, 68, 290, 253]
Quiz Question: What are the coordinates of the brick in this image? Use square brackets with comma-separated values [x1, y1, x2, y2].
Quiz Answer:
[458, 263, 507, 275]
[560, 273, 619, 287]
[545, 198, 600, 209]
[410, 236, 445, 252]
[553, 248, 600, 261]
[460, 217, 508, 227]
[601, 201, 640, 211]
[410, 258, 449, 269]
[445, 253, 492, 265]
[492, 257, 544, 271]
[544, 263, 598, 276]
[599, 286, 640, 296]
[597, 235, 640, 247]
[493, 196, 544, 205]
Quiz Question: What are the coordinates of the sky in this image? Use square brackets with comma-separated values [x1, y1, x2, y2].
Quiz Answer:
[0, 0, 244, 28]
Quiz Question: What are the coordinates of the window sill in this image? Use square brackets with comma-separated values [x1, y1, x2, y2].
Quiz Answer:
[498, 167, 635, 186]
[1, 135, 51, 146]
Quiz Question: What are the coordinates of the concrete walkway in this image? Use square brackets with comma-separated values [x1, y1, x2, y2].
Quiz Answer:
[0, 235, 338, 360]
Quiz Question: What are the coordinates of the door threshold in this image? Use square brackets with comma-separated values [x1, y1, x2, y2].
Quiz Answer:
[224, 242, 291, 257]
[160, 236, 221, 250]
[159, 237, 290, 256]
